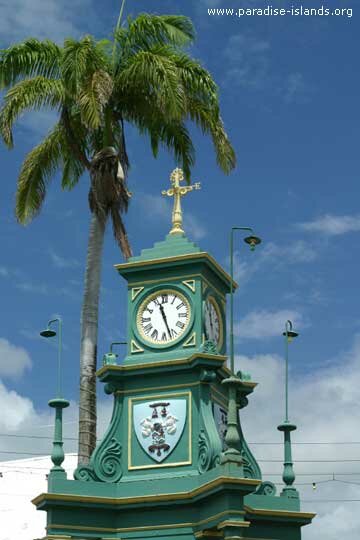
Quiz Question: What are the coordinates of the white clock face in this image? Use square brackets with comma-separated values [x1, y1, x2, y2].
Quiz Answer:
[137, 290, 191, 345]
[204, 297, 221, 346]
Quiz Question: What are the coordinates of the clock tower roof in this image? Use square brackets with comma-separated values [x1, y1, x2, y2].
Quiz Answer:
[115, 231, 237, 294]
[128, 232, 201, 262]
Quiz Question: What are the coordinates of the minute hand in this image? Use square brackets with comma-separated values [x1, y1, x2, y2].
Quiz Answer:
[159, 304, 172, 338]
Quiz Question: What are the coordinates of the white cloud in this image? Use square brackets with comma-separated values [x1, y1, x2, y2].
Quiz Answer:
[235, 309, 304, 340]
[0, 266, 9, 277]
[224, 33, 270, 89]
[284, 72, 312, 104]
[49, 249, 79, 269]
[16, 281, 48, 295]
[298, 214, 360, 236]
[262, 240, 317, 264]
[0, 338, 32, 378]
[236, 335, 360, 539]
[0, 0, 93, 44]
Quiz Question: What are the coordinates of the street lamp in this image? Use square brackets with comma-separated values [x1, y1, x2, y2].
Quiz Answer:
[221, 227, 261, 467]
[40, 317, 69, 477]
[102, 341, 127, 366]
[277, 320, 299, 497]
[229, 226, 261, 374]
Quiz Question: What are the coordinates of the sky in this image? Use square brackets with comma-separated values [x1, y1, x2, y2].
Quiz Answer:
[0, 0, 359, 538]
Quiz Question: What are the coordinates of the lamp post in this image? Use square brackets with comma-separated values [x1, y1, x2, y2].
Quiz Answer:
[102, 341, 127, 366]
[229, 227, 261, 374]
[221, 227, 261, 466]
[40, 318, 69, 477]
[277, 320, 299, 498]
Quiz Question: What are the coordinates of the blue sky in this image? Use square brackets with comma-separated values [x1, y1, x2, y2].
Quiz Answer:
[0, 1, 360, 538]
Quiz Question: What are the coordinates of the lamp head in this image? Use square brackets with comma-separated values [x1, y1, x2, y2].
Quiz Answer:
[282, 329, 299, 342]
[244, 234, 262, 251]
[40, 328, 57, 338]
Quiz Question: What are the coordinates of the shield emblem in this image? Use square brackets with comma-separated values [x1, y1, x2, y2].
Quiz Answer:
[133, 399, 187, 463]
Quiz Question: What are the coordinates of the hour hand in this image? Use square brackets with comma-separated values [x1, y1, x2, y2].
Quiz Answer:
[159, 304, 172, 338]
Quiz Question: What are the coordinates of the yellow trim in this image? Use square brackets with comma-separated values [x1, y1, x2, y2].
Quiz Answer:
[96, 353, 227, 375]
[115, 381, 201, 396]
[47, 510, 246, 534]
[128, 273, 227, 305]
[131, 286, 144, 301]
[183, 279, 196, 293]
[217, 520, 250, 529]
[115, 252, 237, 290]
[128, 391, 192, 470]
[130, 339, 144, 354]
[244, 505, 316, 519]
[183, 331, 196, 348]
[136, 288, 191, 345]
[34, 478, 260, 509]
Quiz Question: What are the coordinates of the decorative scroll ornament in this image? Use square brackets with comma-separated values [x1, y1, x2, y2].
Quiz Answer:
[213, 403, 228, 451]
[134, 399, 186, 463]
[255, 481, 277, 496]
[198, 430, 212, 473]
[74, 396, 123, 483]
[74, 437, 122, 483]
[198, 430, 221, 474]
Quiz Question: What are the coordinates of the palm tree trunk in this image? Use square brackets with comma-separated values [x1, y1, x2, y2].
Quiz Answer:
[78, 212, 105, 464]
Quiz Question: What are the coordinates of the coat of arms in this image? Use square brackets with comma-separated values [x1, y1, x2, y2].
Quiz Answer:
[133, 399, 187, 463]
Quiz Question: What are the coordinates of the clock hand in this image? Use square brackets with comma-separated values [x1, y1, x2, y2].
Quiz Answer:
[159, 304, 172, 338]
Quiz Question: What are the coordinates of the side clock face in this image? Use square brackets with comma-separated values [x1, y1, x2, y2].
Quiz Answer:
[204, 297, 222, 347]
[137, 290, 191, 345]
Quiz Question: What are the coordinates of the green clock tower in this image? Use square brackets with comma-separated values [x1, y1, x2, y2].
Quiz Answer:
[33, 169, 315, 540]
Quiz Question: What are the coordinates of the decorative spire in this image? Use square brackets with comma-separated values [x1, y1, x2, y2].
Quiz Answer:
[162, 168, 201, 235]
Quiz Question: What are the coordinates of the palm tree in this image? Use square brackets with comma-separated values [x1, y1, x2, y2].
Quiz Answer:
[0, 13, 236, 464]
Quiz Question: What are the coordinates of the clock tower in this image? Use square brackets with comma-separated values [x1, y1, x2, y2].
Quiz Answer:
[33, 169, 315, 540]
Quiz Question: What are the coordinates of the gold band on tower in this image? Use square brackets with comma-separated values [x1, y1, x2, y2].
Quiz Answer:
[162, 168, 201, 235]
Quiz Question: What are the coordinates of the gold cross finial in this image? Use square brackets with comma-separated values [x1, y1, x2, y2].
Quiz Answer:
[162, 168, 201, 235]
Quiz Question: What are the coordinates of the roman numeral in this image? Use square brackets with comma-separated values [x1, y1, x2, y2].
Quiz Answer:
[176, 321, 185, 329]
[143, 323, 152, 334]
[146, 308, 153, 314]
[153, 298, 160, 306]
[171, 295, 177, 304]
[161, 332, 167, 341]
[171, 329, 178, 338]
[142, 317, 151, 323]
[176, 302, 185, 310]
[151, 329, 158, 340]
[161, 294, 168, 303]
[178, 312, 187, 318]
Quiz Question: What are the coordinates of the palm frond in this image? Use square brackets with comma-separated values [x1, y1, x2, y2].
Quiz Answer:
[62, 36, 108, 94]
[115, 13, 195, 53]
[116, 46, 185, 120]
[110, 206, 132, 259]
[78, 70, 113, 129]
[0, 38, 61, 89]
[16, 123, 66, 223]
[0, 77, 64, 147]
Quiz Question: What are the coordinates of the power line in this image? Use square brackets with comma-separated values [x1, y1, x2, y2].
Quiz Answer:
[2, 433, 360, 445]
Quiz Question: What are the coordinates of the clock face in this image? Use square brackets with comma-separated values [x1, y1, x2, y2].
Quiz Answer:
[137, 290, 191, 345]
[204, 296, 222, 347]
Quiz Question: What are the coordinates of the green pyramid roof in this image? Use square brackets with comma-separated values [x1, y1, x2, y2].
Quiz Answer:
[128, 233, 201, 263]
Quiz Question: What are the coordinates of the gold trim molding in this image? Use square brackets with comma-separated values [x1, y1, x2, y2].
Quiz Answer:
[47, 509, 247, 535]
[130, 339, 144, 354]
[33, 477, 260, 508]
[131, 286, 144, 301]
